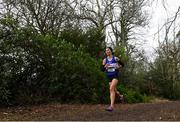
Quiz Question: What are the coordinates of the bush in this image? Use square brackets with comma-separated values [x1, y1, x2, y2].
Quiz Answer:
[117, 84, 153, 103]
[0, 19, 109, 105]
[0, 82, 11, 106]
[48, 39, 109, 104]
[60, 27, 105, 59]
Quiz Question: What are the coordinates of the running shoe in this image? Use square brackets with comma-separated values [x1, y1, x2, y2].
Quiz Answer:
[120, 95, 125, 104]
[105, 106, 113, 111]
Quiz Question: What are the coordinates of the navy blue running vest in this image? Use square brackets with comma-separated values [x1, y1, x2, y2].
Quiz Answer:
[105, 56, 118, 78]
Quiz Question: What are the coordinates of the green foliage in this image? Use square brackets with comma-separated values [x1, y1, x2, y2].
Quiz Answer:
[48, 40, 109, 104]
[114, 45, 127, 62]
[147, 56, 180, 100]
[0, 16, 156, 107]
[0, 82, 11, 105]
[60, 27, 105, 58]
[124, 89, 143, 103]
[60, 28, 86, 49]
[0, 17, 109, 106]
[84, 27, 105, 58]
[117, 84, 153, 103]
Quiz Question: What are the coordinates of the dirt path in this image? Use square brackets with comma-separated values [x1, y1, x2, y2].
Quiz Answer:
[0, 101, 180, 121]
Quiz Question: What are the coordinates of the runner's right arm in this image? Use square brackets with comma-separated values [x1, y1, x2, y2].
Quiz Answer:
[101, 59, 106, 71]
[101, 58, 109, 71]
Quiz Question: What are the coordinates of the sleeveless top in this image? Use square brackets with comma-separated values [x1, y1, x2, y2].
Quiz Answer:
[105, 56, 119, 78]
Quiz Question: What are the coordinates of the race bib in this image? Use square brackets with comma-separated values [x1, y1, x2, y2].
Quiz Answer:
[107, 68, 115, 72]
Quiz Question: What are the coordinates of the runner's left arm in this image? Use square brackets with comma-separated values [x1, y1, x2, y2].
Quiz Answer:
[115, 57, 124, 68]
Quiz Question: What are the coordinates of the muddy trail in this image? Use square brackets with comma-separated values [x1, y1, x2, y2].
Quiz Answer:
[0, 101, 180, 121]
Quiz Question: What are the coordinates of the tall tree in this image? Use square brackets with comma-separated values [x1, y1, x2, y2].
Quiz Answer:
[1, 0, 73, 37]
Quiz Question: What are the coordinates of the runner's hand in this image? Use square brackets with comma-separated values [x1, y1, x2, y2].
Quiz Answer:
[104, 64, 110, 69]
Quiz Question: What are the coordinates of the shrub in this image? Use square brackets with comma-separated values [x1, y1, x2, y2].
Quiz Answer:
[117, 84, 153, 103]
[48, 39, 109, 103]
[0, 23, 109, 105]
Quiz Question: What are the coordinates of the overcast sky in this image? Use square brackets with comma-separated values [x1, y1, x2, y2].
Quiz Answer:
[143, 0, 180, 60]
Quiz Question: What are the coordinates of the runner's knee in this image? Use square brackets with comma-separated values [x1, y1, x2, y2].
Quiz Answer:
[110, 86, 115, 92]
